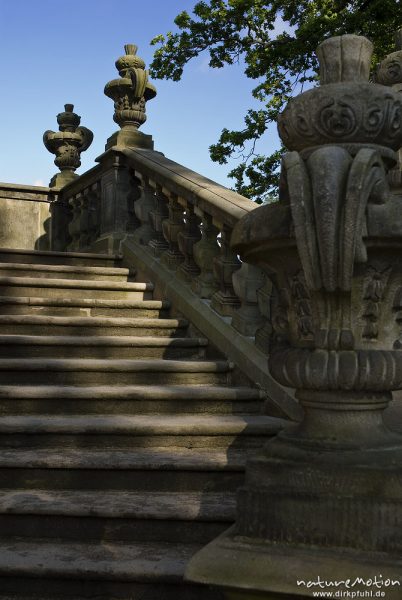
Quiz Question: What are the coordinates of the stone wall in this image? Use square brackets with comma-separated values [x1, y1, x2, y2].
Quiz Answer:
[0, 183, 55, 250]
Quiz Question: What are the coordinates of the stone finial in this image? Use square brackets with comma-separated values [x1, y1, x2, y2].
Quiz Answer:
[376, 29, 402, 86]
[104, 44, 157, 150]
[316, 34, 373, 84]
[43, 104, 93, 188]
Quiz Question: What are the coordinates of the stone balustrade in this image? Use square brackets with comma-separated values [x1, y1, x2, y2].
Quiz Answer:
[120, 147, 264, 324]
[56, 145, 272, 349]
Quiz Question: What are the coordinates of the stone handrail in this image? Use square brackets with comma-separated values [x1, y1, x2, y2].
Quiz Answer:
[122, 148, 255, 227]
[52, 146, 300, 421]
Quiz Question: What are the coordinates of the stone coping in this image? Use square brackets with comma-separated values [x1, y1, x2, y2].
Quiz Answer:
[0, 182, 54, 203]
[120, 147, 257, 229]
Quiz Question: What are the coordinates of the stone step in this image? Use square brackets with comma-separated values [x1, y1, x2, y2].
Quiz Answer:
[0, 314, 187, 337]
[0, 248, 122, 267]
[0, 490, 235, 520]
[0, 539, 204, 592]
[0, 447, 246, 491]
[0, 358, 229, 385]
[0, 335, 207, 359]
[0, 586, 219, 600]
[0, 414, 282, 448]
[0, 384, 264, 415]
[0, 490, 236, 544]
[0, 296, 170, 318]
[0, 262, 133, 282]
[0, 276, 153, 300]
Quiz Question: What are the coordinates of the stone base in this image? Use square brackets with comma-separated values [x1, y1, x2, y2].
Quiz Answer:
[187, 425, 402, 599]
[211, 291, 241, 317]
[148, 239, 169, 258]
[161, 250, 184, 271]
[236, 432, 402, 551]
[191, 276, 217, 299]
[49, 171, 78, 189]
[105, 129, 154, 150]
[255, 324, 272, 354]
[231, 309, 264, 337]
[186, 526, 402, 599]
[177, 263, 200, 284]
[91, 233, 124, 255]
[131, 225, 155, 246]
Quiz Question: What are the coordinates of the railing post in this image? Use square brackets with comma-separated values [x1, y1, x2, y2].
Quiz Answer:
[94, 151, 137, 253]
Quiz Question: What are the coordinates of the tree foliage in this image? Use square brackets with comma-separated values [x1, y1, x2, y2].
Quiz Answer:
[150, 0, 402, 202]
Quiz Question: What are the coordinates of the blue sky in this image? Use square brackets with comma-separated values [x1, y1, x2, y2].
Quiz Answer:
[0, 0, 282, 186]
[0, 0, 280, 189]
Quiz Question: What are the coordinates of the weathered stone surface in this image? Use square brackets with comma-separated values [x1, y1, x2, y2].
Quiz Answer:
[104, 44, 156, 150]
[0, 184, 53, 251]
[43, 104, 93, 188]
[0, 247, 281, 599]
[188, 33, 402, 600]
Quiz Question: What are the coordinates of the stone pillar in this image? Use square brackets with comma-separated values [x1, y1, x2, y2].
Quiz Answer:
[93, 150, 136, 254]
[187, 34, 402, 599]
[43, 104, 93, 188]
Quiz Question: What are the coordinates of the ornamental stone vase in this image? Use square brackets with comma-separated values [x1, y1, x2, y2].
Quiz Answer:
[104, 44, 156, 150]
[43, 104, 93, 188]
[186, 34, 402, 600]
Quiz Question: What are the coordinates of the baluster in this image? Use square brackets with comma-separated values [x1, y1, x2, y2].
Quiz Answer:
[210, 225, 241, 316]
[87, 183, 101, 247]
[50, 196, 72, 251]
[177, 204, 202, 282]
[255, 275, 274, 353]
[126, 169, 141, 234]
[192, 213, 220, 298]
[78, 189, 90, 250]
[232, 262, 265, 336]
[68, 194, 81, 251]
[161, 193, 185, 269]
[148, 184, 169, 256]
[133, 173, 155, 244]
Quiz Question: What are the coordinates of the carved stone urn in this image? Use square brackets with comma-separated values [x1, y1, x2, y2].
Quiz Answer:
[104, 44, 156, 150]
[43, 104, 93, 188]
[187, 34, 402, 599]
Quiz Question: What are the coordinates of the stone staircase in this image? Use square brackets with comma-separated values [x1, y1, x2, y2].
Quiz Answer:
[0, 249, 283, 600]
